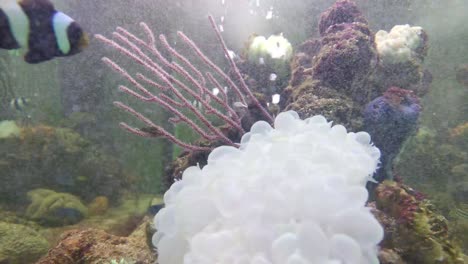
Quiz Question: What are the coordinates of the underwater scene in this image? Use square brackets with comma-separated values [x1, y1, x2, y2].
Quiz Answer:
[0, 0, 467, 263]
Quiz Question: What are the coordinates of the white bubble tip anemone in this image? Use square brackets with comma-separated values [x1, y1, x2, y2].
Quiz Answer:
[153, 111, 383, 264]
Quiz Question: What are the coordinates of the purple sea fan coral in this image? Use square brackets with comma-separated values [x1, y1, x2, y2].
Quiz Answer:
[364, 87, 422, 182]
[95, 16, 273, 152]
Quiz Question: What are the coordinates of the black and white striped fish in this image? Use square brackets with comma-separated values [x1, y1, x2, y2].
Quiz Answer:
[9, 97, 30, 111]
[0, 0, 89, 63]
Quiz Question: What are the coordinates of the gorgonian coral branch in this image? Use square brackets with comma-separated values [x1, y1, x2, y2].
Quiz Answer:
[96, 16, 272, 151]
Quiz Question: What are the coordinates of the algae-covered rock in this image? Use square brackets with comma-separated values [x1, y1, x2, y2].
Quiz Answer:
[0, 221, 49, 264]
[375, 180, 466, 263]
[26, 188, 88, 226]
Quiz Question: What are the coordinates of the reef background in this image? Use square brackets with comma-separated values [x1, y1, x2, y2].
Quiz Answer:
[0, 0, 467, 263]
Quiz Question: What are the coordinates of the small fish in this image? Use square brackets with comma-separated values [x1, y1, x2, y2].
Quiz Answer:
[0, 0, 89, 63]
[148, 197, 164, 216]
[9, 97, 30, 111]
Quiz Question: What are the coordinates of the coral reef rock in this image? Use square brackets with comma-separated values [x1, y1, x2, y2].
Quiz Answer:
[280, 0, 432, 136]
[374, 180, 466, 263]
[36, 228, 156, 264]
[312, 22, 377, 98]
[283, 0, 377, 132]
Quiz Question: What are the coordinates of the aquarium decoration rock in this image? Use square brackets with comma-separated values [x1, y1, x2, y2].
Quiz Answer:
[153, 111, 383, 264]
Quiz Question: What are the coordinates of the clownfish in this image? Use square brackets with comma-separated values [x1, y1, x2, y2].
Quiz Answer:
[9, 97, 30, 111]
[0, 0, 89, 63]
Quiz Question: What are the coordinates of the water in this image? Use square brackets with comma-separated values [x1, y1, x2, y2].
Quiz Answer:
[0, 0, 467, 263]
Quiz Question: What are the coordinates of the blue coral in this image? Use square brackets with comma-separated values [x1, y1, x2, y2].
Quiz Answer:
[364, 87, 421, 182]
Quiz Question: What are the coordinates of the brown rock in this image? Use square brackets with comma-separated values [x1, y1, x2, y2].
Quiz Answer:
[36, 228, 156, 264]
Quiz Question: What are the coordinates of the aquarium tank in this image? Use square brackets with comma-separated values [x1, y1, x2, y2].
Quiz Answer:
[0, 0, 467, 263]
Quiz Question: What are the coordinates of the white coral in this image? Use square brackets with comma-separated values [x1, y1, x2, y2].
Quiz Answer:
[375, 24, 424, 64]
[153, 111, 383, 264]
